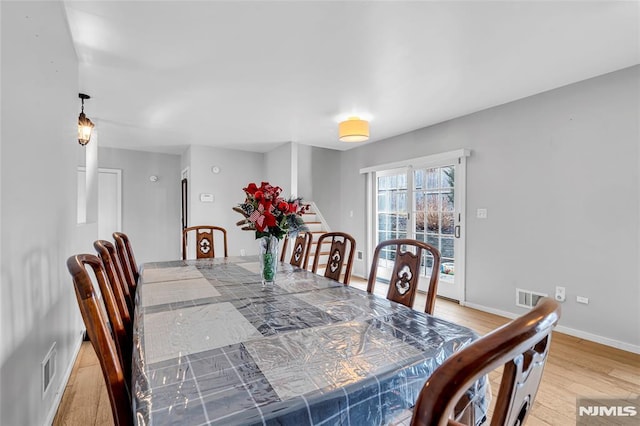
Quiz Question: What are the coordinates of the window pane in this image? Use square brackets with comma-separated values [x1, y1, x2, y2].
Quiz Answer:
[421, 253, 434, 270]
[414, 169, 424, 189]
[378, 214, 388, 231]
[377, 193, 388, 211]
[398, 215, 408, 233]
[396, 191, 407, 212]
[441, 212, 454, 234]
[414, 191, 425, 210]
[389, 175, 397, 188]
[442, 237, 454, 259]
[441, 193, 454, 212]
[426, 194, 439, 232]
[426, 168, 439, 189]
[441, 166, 454, 189]
[398, 174, 407, 189]
[390, 214, 398, 231]
[378, 176, 390, 190]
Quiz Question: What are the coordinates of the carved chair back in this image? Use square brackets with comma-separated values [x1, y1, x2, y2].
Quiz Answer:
[280, 232, 313, 269]
[113, 232, 138, 296]
[367, 239, 441, 314]
[66, 254, 133, 426]
[94, 240, 134, 324]
[411, 298, 561, 426]
[311, 232, 356, 285]
[182, 225, 228, 259]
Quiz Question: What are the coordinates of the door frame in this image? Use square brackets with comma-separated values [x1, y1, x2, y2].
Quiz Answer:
[361, 149, 470, 303]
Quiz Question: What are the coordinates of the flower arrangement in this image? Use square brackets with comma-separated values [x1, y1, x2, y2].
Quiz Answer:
[233, 181, 309, 240]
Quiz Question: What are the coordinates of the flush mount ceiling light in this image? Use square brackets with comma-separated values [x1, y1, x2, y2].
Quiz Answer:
[338, 116, 369, 142]
[78, 93, 94, 146]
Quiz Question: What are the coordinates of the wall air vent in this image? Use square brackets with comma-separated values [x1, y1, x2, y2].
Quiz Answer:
[516, 289, 548, 309]
[42, 342, 57, 398]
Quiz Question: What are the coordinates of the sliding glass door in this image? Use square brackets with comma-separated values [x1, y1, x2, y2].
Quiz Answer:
[374, 158, 466, 301]
[376, 170, 409, 271]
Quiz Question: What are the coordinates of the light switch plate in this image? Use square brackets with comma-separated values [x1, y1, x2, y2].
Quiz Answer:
[200, 193, 214, 203]
[476, 208, 488, 219]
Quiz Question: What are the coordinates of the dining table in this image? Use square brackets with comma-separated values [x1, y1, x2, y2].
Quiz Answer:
[131, 256, 488, 425]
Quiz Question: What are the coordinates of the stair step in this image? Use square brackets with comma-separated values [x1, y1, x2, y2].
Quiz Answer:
[304, 222, 323, 232]
[301, 213, 317, 221]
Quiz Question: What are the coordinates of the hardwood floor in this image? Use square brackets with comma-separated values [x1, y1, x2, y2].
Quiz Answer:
[53, 279, 640, 425]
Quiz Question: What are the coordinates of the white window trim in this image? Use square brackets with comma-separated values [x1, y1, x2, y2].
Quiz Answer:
[359, 149, 470, 174]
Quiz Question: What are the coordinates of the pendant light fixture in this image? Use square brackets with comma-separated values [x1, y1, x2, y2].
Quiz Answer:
[338, 116, 369, 142]
[78, 93, 94, 146]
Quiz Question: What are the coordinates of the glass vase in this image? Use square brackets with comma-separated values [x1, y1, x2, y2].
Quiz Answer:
[258, 235, 279, 285]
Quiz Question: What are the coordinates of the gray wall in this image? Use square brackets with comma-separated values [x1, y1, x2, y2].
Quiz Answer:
[99, 147, 182, 263]
[338, 66, 639, 348]
[186, 145, 265, 255]
[310, 147, 342, 229]
[297, 144, 313, 201]
[265, 142, 294, 197]
[1, 2, 93, 424]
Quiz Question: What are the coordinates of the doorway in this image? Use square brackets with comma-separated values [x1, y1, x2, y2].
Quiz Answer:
[368, 150, 468, 302]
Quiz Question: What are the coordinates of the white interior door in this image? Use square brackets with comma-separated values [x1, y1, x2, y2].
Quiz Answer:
[77, 167, 122, 240]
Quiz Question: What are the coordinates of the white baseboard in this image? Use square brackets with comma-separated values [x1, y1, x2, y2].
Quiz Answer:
[44, 330, 85, 426]
[463, 302, 640, 355]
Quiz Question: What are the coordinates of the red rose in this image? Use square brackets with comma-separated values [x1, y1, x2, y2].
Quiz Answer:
[243, 183, 258, 195]
[254, 190, 264, 201]
[278, 201, 289, 213]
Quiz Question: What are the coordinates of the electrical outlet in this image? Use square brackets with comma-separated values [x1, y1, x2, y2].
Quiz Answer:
[476, 208, 488, 219]
[577, 296, 589, 304]
[555, 286, 566, 302]
[240, 248, 246, 256]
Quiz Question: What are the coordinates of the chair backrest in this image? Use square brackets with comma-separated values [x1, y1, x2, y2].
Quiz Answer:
[280, 232, 313, 269]
[66, 254, 133, 426]
[94, 240, 134, 324]
[113, 232, 138, 296]
[311, 232, 356, 285]
[411, 298, 561, 426]
[182, 225, 228, 259]
[367, 239, 441, 314]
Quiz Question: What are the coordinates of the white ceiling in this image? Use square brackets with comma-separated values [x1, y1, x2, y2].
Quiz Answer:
[64, 1, 639, 154]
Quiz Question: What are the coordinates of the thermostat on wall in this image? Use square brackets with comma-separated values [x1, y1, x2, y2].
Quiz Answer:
[200, 193, 214, 203]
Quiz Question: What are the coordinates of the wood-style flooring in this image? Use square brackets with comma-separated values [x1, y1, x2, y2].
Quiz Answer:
[52, 278, 640, 425]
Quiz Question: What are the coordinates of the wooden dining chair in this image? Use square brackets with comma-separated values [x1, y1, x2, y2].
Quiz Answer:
[94, 240, 134, 322]
[311, 232, 356, 285]
[182, 225, 229, 259]
[411, 298, 561, 426]
[367, 239, 441, 314]
[280, 232, 313, 269]
[66, 254, 133, 426]
[113, 232, 139, 297]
